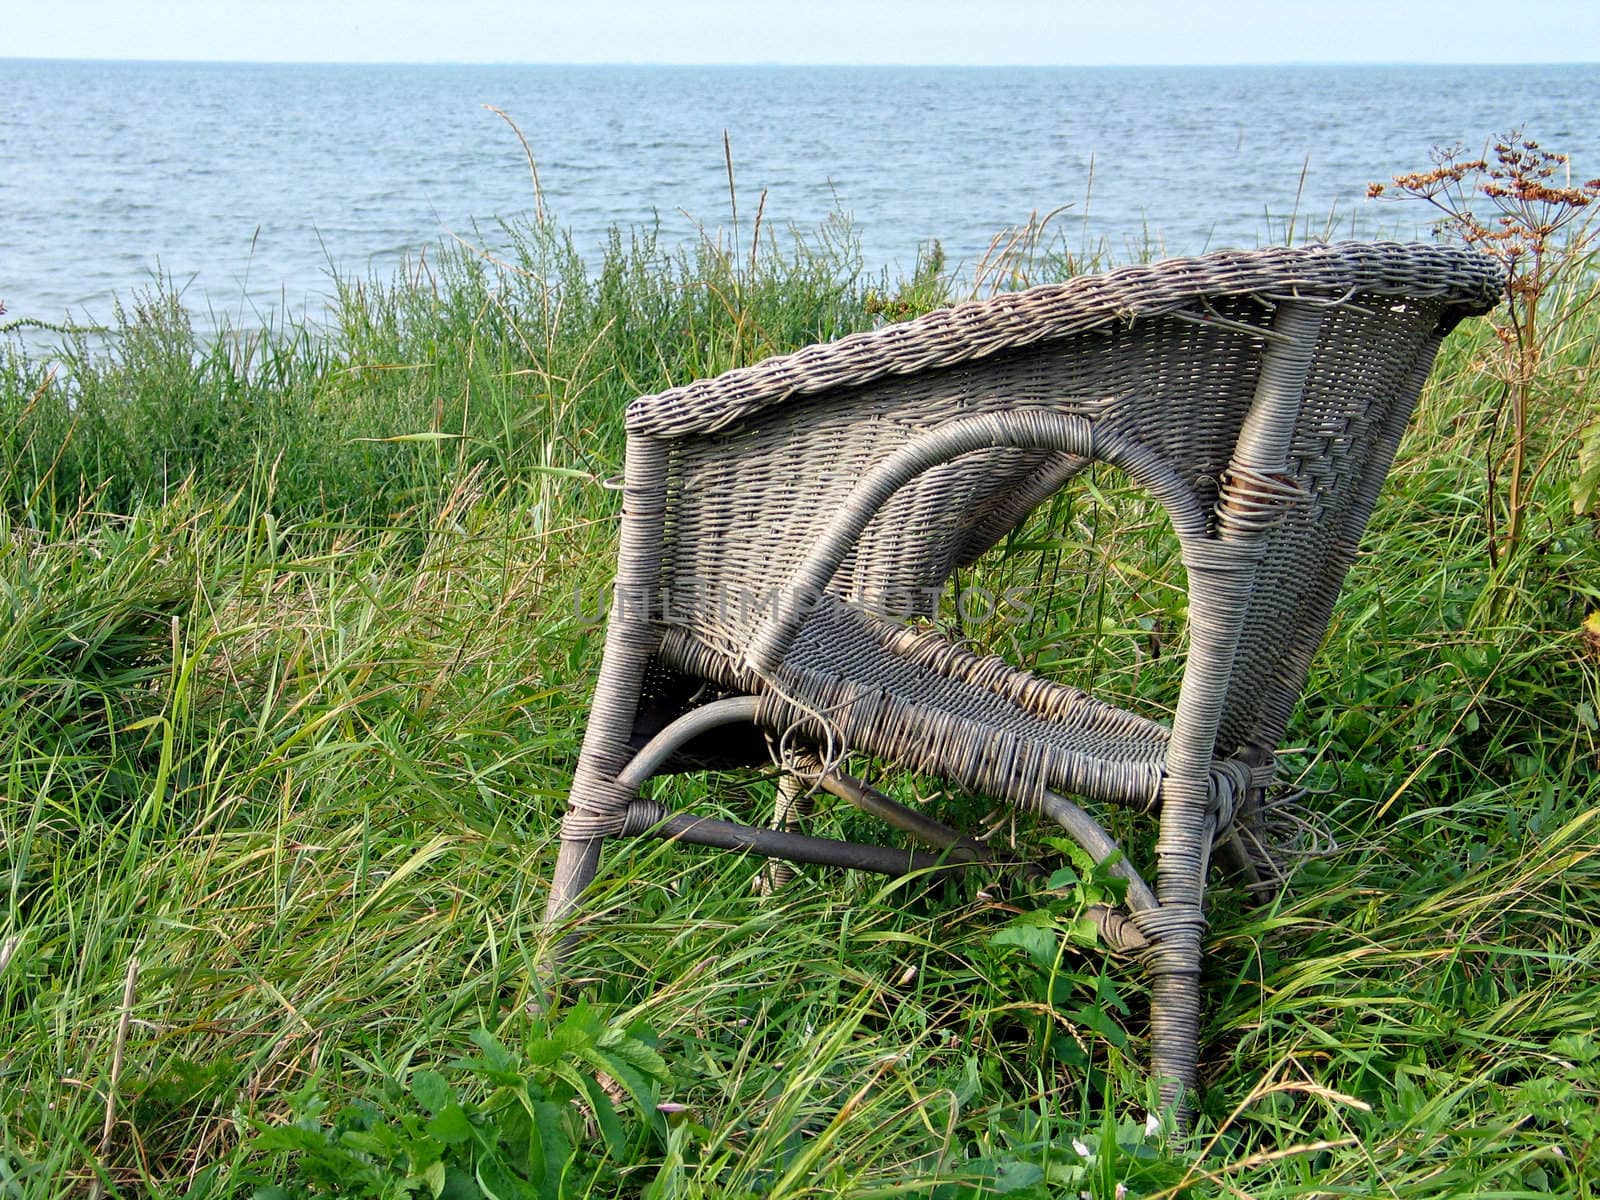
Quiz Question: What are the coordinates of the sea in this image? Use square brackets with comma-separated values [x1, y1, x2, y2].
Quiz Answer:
[3, 59, 1598, 337]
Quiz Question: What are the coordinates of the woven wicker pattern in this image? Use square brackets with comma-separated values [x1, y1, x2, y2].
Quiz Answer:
[544, 241, 1504, 1123]
[660, 596, 1173, 811]
[627, 241, 1502, 437]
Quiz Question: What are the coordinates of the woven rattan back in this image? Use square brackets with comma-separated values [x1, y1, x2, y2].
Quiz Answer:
[641, 292, 1464, 763]
[649, 301, 1265, 657]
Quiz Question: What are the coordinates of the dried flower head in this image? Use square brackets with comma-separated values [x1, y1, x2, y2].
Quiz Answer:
[1371, 130, 1600, 306]
[1373, 130, 1600, 566]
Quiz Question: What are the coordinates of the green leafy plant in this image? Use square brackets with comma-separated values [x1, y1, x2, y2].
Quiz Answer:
[931, 1105, 1190, 1199]
[865, 239, 950, 323]
[981, 839, 1137, 1087]
[244, 1012, 670, 1200]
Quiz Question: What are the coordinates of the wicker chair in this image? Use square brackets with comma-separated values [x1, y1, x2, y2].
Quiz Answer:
[543, 241, 1502, 1122]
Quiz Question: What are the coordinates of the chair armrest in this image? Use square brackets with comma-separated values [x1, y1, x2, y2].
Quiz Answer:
[742, 409, 1208, 674]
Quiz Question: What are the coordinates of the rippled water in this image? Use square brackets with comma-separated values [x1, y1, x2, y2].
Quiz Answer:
[3, 59, 1598, 331]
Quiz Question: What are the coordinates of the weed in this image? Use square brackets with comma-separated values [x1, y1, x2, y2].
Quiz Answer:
[244, 1015, 669, 1199]
[1371, 132, 1600, 571]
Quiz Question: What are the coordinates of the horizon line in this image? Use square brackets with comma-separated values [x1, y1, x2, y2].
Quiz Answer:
[5, 54, 1599, 69]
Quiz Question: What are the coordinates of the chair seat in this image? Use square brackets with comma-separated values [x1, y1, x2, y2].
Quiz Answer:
[660, 593, 1173, 813]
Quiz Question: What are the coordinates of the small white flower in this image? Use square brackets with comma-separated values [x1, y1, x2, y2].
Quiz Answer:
[1072, 1137, 1092, 1159]
[1144, 1111, 1162, 1137]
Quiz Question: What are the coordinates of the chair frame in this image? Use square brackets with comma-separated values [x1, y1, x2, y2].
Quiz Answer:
[542, 242, 1502, 1124]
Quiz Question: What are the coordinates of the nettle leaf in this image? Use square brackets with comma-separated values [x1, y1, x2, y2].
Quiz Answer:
[439, 1164, 483, 1200]
[458, 1063, 526, 1091]
[588, 1052, 657, 1122]
[990, 1161, 1047, 1194]
[624, 1021, 661, 1050]
[575, 1071, 628, 1160]
[523, 1036, 567, 1070]
[1046, 864, 1081, 891]
[550, 1025, 597, 1061]
[991, 922, 1058, 968]
[489, 1101, 533, 1158]
[556, 1000, 604, 1042]
[476, 1157, 532, 1200]
[1070, 1003, 1129, 1047]
[1004, 907, 1056, 927]
[967, 1158, 1047, 1195]
[1088, 860, 1129, 905]
[426, 1101, 475, 1147]
[412, 1070, 453, 1115]
[341, 1124, 405, 1160]
[468, 1029, 516, 1073]
[1096, 970, 1130, 1016]
[530, 1099, 574, 1198]
[404, 1131, 446, 1172]
[1045, 836, 1098, 876]
[1063, 914, 1101, 947]
[250, 1125, 332, 1152]
[595, 1028, 670, 1082]
[336, 1099, 384, 1132]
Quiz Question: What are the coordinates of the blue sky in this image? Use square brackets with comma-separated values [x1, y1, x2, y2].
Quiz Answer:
[4, 0, 1598, 64]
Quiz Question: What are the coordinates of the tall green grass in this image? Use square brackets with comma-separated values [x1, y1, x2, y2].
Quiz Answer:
[1, 209, 1596, 1198]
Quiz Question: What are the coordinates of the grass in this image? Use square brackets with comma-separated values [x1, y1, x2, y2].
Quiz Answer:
[1, 205, 1597, 1198]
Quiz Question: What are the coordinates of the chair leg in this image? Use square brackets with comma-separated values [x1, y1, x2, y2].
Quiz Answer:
[545, 832, 606, 928]
[537, 826, 608, 1004]
[1140, 793, 1213, 1130]
[546, 697, 766, 964]
[1213, 824, 1265, 892]
[1144, 924, 1203, 1125]
[757, 767, 817, 894]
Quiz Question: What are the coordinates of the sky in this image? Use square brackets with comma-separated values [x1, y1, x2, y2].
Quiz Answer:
[3, 0, 1599, 65]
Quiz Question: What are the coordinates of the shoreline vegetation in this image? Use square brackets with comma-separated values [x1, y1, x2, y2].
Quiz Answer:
[1, 177, 1597, 1197]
